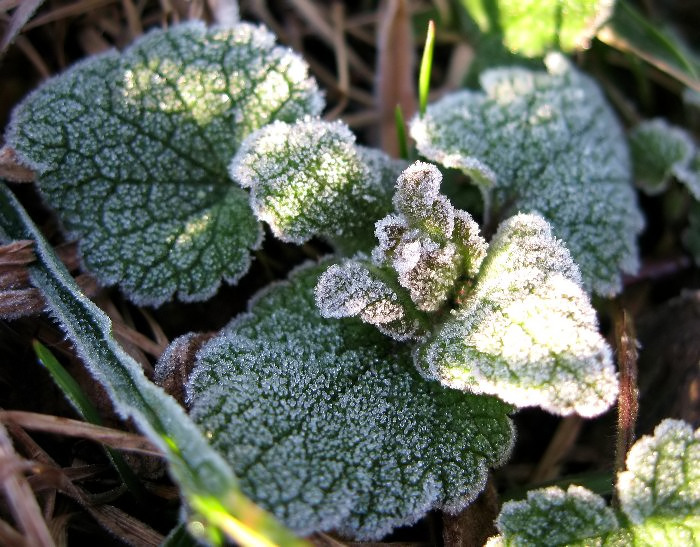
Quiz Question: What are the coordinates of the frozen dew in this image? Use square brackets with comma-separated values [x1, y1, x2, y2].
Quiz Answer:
[6, 21, 323, 305]
[416, 213, 619, 417]
[230, 117, 404, 251]
[409, 53, 644, 296]
[187, 263, 514, 539]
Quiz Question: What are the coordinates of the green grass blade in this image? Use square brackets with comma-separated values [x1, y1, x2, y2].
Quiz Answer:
[33, 340, 103, 425]
[418, 20, 436, 117]
[33, 339, 150, 502]
[0, 183, 306, 547]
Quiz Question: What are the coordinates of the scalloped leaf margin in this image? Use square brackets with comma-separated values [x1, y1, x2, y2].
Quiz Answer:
[184, 261, 515, 540]
[487, 418, 700, 545]
[230, 117, 406, 254]
[410, 53, 643, 296]
[6, 21, 324, 305]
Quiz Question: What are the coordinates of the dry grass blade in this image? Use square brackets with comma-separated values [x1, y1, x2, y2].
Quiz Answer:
[0, 0, 45, 56]
[376, 0, 416, 156]
[0, 240, 34, 267]
[86, 504, 163, 547]
[0, 517, 27, 547]
[23, 0, 118, 31]
[0, 423, 54, 547]
[24, 464, 163, 546]
[288, 0, 374, 82]
[0, 147, 36, 183]
[0, 411, 162, 457]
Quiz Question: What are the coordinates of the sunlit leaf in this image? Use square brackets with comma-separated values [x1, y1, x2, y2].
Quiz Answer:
[186, 262, 515, 540]
[488, 419, 700, 545]
[6, 22, 323, 305]
[411, 54, 643, 295]
[459, 0, 615, 57]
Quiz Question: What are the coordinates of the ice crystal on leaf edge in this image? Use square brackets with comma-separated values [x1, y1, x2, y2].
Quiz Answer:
[5, 21, 323, 305]
[410, 53, 643, 297]
[316, 161, 619, 417]
[181, 261, 515, 540]
[487, 419, 700, 545]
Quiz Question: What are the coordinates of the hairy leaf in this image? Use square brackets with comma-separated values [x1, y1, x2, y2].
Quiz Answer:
[629, 118, 700, 199]
[6, 22, 323, 305]
[411, 54, 643, 296]
[488, 419, 700, 545]
[486, 485, 619, 546]
[0, 183, 304, 546]
[458, 0, 615, 57]
[230, 118, 405, 254]
[416, 213, 618, 417]
[186, 262, 515, 540]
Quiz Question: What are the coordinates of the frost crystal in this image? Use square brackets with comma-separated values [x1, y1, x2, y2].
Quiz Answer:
[488, 418, 700, 545]
[315, 261, 423, 341]
[186, 262, 514, 540]
[411, 53, 643, 296]
[6, 22, 323, 305]
[231, 118, 405, 253]
[416, 213, 618, 417]
[629, 118, 700, 200]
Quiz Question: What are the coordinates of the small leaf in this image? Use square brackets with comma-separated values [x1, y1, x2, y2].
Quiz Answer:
[629, 118, 699, 196]
[629, 118, 700, 200]
[416, 213, 618, 417]
[411, 53, 643, 296]
[230, 118, 405, 254]
[187, 262, 515, 540]
[6, 22, 323, 305]
[458, 0, 615, 57]
[488, 419, 700, 545]
[617, 419, 700, 535]
[485, 485, 619, 546]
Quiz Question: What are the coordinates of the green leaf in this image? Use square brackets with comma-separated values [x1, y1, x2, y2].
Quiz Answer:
[486, 485, 619, 546]
[416, 213, 618, 417]
[6, 22, 323, 305]
[410, 54, 643, 296]
[458, 0, 615, 58]
[315, 163, 616, 417]
[488, 419, 700, 545]
[629, 118, 700, 199]
[0, 183, 305, 546]
[617, 419, 700, 540]
[230, 118, 405, 254]
[185, 262, 515, 540]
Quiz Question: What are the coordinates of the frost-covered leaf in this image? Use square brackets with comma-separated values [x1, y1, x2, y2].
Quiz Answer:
[231, 118, 405, 253]
[459, 0, 615, 57]
[411, 53, 643, 296]
[485, 485, 619, 546]
[416, 213, 618, 417]
[0, 183, 304, 546]
[6, 22, 323, 305]
[488, 419, 700, 545]
[314, 260, 426, 341]
[617, 419, 700, 541]
[186, 262, 515, 540]
[629, 118, 700, 199]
